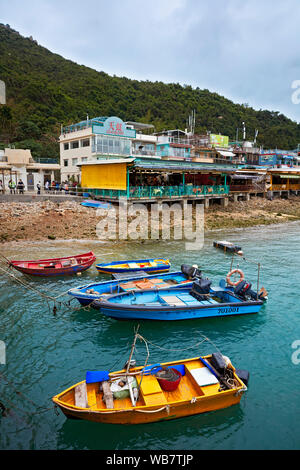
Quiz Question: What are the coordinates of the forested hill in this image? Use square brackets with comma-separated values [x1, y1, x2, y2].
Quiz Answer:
[1, 23, 300, 160]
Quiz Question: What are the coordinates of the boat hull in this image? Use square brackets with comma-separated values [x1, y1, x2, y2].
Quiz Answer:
[11, 261, 95, 276]
[96, 266, 170, 275]
[99, 301, 263, 321]
[55, 391, 242, 425]
[10, 252, 96, 276]
[96, 258, 170, 275]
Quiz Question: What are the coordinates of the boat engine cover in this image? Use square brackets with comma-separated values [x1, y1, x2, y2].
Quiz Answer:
[210, 353, 227, 375]
[234, 280, 252, 297]
[190, 278, 212, 300]
[235, 369, 250, 387]
[181, 264, 202, 279]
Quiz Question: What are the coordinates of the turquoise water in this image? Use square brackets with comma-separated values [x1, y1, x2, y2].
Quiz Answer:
[0, 222, 300, 450]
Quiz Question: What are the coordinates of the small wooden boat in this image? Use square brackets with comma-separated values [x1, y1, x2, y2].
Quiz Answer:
[68, 270, 194, 306]
[213, 241, 243, 255]
[52, 343, 249, 425]
[9, 251, 96, 276]
[94, 277, 264, 321]
[96, 258, 171, 275]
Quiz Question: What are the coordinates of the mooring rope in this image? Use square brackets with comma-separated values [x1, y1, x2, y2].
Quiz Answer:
[0, 260, 92, 314]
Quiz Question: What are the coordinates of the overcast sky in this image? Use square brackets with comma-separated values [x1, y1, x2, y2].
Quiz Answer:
[1, 0, 300, 122]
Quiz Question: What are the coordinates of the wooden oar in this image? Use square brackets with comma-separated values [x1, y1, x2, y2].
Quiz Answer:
[126, 325, 140, 406]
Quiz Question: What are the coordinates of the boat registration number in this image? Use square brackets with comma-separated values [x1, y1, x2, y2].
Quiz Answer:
[218, 307, 239, 314]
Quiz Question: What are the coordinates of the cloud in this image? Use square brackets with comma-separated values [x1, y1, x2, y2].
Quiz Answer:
[1, 0, 300, 122]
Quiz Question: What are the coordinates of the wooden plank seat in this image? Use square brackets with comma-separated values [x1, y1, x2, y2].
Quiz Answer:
[184, 361, 220, 396]
[74, 382, 88, 408]
[128, 262, 140, 269]
[159, 295, 187, 306]
[139, 374, 167, 406]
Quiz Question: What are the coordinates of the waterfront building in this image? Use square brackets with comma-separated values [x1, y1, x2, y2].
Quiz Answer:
[0, 148, 60, 192]
[79, 157, 234, 206]
[267, 167, 300, 193]
[59, 115, 242, 184]
[59, 116, 160, 182]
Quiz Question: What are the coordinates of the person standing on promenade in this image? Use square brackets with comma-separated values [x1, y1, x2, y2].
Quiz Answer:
[0, 180, 3, 194]
[17, 179, 25, 194]
[45, 180, 50, 192]
[8, 179, 16, 194]
[37, 182, 41, 195]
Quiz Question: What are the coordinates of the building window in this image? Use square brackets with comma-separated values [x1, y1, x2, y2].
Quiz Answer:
[64, 160, 69, 167]
[81, 139, 90, 147]
[72, 158, 78, 166]
[81, 157, 88, 162]
[71, 141, 79, 149]
[92, 135, 131, 155]
[64, 143, 69, 150]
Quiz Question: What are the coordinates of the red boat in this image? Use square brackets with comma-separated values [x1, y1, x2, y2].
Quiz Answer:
[9, 251, 96, 276]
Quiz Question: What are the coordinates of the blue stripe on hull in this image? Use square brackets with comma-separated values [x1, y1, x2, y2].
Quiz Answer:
[100, 304, 262, 321]
[96, 266, 170, 274]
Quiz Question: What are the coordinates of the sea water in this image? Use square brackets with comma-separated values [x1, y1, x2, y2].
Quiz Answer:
[0, 222, 299, 450]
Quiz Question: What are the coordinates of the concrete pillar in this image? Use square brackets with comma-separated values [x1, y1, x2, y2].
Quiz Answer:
[221, 197, 229, 207]
[233, 194, 238, 203]
[246, 193, 250, 201]
[204, 198, 210, 209]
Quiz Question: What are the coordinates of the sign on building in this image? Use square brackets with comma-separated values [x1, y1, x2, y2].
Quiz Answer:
[0, 80, 6, 105]
[210, 134, 229, 147]
[92, 116, 136, 138]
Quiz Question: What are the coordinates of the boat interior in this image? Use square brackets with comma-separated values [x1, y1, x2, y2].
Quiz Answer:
[82, 274, 190, 296]
[55, 357, 243, 411]
[108, 287, 244, 307]
[99, 259, 169, 270]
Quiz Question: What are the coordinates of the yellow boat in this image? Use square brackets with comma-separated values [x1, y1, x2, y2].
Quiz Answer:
[52, 354, 248, 425]
[95, 258, 171, 275]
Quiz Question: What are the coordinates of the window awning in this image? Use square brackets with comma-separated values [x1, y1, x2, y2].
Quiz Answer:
[231, 174, 257, 180]
[277, 174, 300, 179]
[218, 151, 236, 157]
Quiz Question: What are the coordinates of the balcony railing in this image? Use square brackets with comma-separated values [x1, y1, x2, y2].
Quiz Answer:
[84, 184, 229, 199]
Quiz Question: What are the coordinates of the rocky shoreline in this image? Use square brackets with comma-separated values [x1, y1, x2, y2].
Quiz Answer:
[0, 197, 300, 243]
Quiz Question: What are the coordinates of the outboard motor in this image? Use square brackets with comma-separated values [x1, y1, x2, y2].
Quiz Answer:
[210, 353, 250, 388]
[234, 280, 265, 301]
[234, 280, 255, 299]
[181, 264, 202, 279]
[190, 278, 212, 301]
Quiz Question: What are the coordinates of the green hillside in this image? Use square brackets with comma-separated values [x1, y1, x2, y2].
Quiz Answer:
[1, 23, 300, 160]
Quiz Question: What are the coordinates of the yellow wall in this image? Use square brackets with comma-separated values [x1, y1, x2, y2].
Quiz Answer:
[81, 163, 127, 190]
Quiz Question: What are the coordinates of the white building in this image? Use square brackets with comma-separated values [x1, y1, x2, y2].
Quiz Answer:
[0, 148, 60, 191]
[59, 116, 161, 182]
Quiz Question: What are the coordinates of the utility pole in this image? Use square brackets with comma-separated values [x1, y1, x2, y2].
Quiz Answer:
[0, 80, 6, 105]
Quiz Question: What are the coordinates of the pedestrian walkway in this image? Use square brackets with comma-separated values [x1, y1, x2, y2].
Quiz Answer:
[0, 192, 83, 203]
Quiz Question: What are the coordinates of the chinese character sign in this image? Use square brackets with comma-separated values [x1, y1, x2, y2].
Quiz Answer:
[104, 117, 125, 136]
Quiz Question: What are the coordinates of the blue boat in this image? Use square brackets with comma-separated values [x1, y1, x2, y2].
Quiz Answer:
[94, 278, 264, 321]
[68, 269, 197, 306]
[95, 258, 171, 275]
[81, 200, 112, 209]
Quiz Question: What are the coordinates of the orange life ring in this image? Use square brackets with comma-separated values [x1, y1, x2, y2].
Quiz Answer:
[226, 269, 244, 287]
